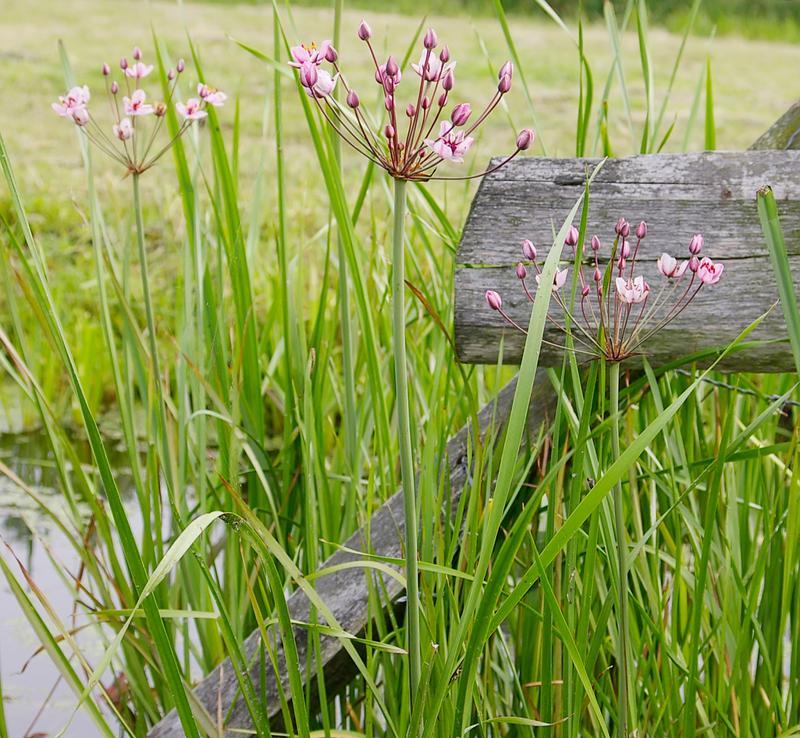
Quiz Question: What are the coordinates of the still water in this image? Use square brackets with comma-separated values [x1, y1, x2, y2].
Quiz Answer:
[1, 431, 134, 737]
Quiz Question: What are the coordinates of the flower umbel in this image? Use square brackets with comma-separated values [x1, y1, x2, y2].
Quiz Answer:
[289, 22, 533, 181]
[52, 47, 225, 174]
[486, 221, 725, 361]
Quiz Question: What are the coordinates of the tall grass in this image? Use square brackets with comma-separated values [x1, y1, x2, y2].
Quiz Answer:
[0, 2, 798, 738]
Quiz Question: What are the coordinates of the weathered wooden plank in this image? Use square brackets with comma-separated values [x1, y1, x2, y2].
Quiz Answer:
[750, 100, 800, 151]
[149, 372, 556, 738]
[455, 150, 800, 366]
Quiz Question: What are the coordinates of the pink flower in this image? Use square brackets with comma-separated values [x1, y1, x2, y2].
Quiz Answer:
[425, 121, 474, 163]
[657, 253, 688, 279]
[375, 59, 402, 88]
[615, 275, 650, 304]
[411, 51, 453, 82]
[113, 117, 134, 140]
[125, 61, 154, 79]
[71, 107, 90, 126]
[289, 41, 332, 68]
[176, 98, 207, 120]
[485, 290, 502, 310]
[123, 89, 154, 116]
[197, 83, 227, 107]
[536, 268, 568, 291]
[304, 69, 337, 99]
[697, 257, 724, 285]
[52, 85, 90, 117]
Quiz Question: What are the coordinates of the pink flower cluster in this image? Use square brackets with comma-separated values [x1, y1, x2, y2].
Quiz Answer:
[289, 22, 534, 181]
[485, 219, 724, 361]
[53, 47, 226, 173]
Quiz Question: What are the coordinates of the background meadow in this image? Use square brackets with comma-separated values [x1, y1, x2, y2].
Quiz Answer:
[0, 0, 799, 737]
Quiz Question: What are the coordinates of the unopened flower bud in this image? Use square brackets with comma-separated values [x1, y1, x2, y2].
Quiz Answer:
[358, 20, 372, 41]
[636, 221, 648, 239]
[155, 102, 167, 117]
[133, 46, 142, 61]
[177, 59, 185, 73]
[385, 124, 395, 139]
[347, 89, 360, 108]
[621, 240, 631, 259]
[386, 56, 399, 77]
[516, 128, 534, 150]
[516, 263, 527, 280]
[406, 103, 416, 117]
[102, 63, 111, 76]
[110, 81, 119, 94]
[325, 44, 338, 63]
[438, 92, 448, 107]
[385, 94, 394, 111]
[591, 235, 601, 251]
[120, 57, 129, 70]
[689, 255, 700, 272]
[167, 68, 176, 81]
[593, 267, 602, 282]
[499, 61, 513, 79]
[485, 290, 502, 311]
[439, 45, 450, 63]
[423, 28, 438, 50]
[498, 74, 512, 94]
[442, 68, 455, 91]
[689, 233, 703, 255]
[614, 217, 630, 237]
[618, 257, 627, 271]
[421, 95, 431, 110]
[300, 63, 318, 88]
[565, 225, 579, 247]
[582, 284, 590, 298]
[72, 107, 89, 126]
[522, 239, 537, 261]
[451, 102, 471, 126]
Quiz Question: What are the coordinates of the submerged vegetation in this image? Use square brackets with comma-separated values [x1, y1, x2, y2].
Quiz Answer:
[0, 0, 798, 737]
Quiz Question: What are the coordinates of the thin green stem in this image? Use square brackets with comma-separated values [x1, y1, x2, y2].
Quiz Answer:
[132, 173, 176, 508]
[609, 360, 629, 738]
[392, 177, 421, 707]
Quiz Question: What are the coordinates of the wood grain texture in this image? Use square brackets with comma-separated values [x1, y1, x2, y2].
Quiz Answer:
[455, 150, 800, 367]
[750, 100, 800, 151]
[148, 373, 556, 738]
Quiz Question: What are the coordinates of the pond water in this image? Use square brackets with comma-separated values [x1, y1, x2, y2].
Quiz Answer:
[0, 431, 134, 737]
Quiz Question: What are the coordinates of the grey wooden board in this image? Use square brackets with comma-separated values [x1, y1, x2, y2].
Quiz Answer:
[455, 150, 800, 368]
[148, 372, 556, 738]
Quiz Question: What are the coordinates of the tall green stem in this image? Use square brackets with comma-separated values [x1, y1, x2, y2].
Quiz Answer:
[609, 360, 629, 738]
[392, 177, 421, 704]
[132, 173, 175, 505]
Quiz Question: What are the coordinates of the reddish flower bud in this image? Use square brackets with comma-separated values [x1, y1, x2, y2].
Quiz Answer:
[614, 217, 630, 238]
[358, 20, 372, 40]
[516, 128, 534, 150]
[386, 56, 399, 77]
[498, 74, 512, 94]
[636, 220, 648, 239]
[155, 102, 167, 117]
[385, 94, 394, 111]
[485, 290, 502, 311]
[421, 96, 431, 110]
[499, 61, 513, 79]
[689, 255, 700, 272]
[516, 263, 527, 280]
[591, 235, 601, 251]
[385, 124, 396, 139]
[423, 28, 438, 50]
[442, 68, 455, 91]
[451, 102, 471, 126]
[582, 284, 591, 298]
[689, 233, 703, 255]
[167, 68, 176, 81]
[347, 89, 360, 108]
[120, 57, 129, 70]
[325, 44, 338, 63]
[300, 63, 318, 88]
[565, 225, 579, 247]
[593, 267, 602, 282]
[621, 240, 631, 259]
[438, 92, 448, 107]
[522, 239, 537, 261]
[406, 103, 416, 117]
[177, 59, 185, 73]
[133, 46, 142, 61]
[439, 45, 450, 63]
[102, 63, 111, 76]
[110, 81, 119, 94]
